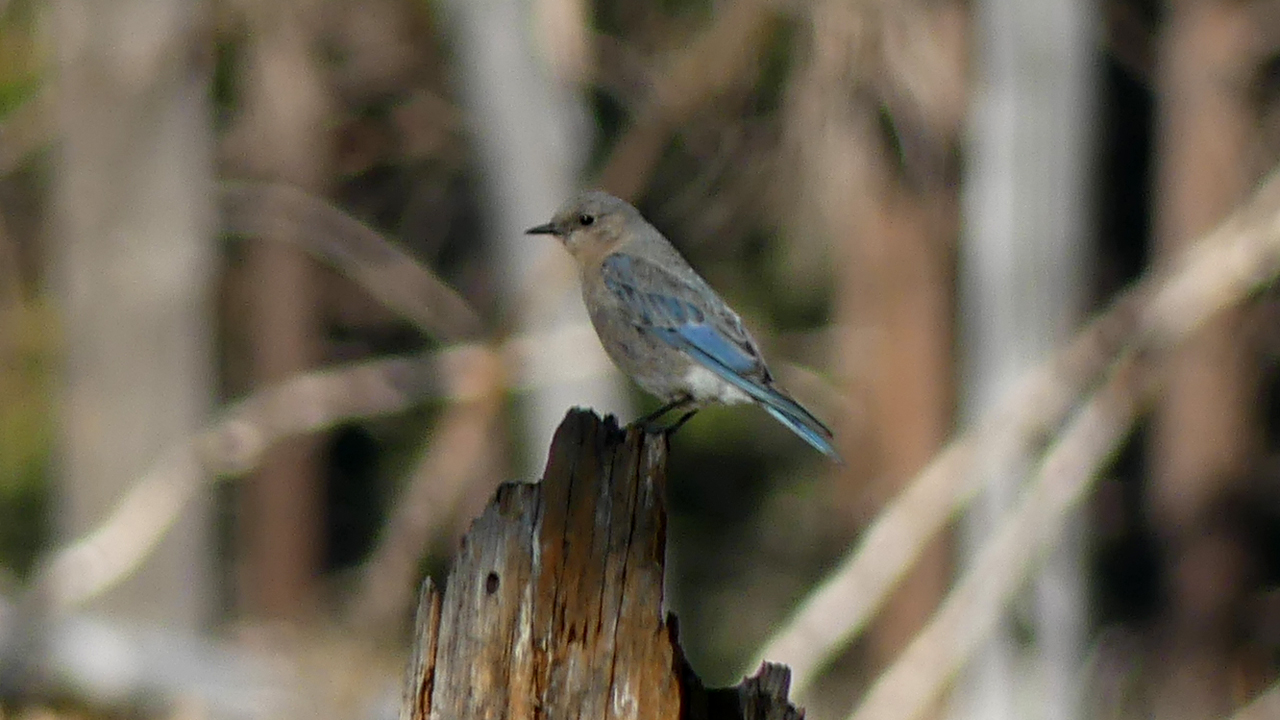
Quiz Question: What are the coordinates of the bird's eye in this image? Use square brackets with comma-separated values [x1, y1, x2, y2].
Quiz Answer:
[578, 213, 595, 227]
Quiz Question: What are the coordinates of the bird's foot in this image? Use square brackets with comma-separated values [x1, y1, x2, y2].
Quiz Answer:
[664, 409, 698, 436]
[630, 395, 690, 427]
[629, 397, 698, 437]
[633, 412, 698, 437]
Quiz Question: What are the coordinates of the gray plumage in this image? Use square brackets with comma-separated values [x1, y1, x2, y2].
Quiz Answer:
[526, 190, 838, 459]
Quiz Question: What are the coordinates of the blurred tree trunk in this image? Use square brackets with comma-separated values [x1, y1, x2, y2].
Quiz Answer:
[785, 3, 962, 711]
[1150, 3, 1258, 719]
[856, 187, 954, 707]
[854, 7, 965, 703]
[232, 1, 332, 620]
[51, 0, 216, 627]
[956, 0, 1096, 717]
[401, 409, 804, 720]
[439, 0, 629, 473]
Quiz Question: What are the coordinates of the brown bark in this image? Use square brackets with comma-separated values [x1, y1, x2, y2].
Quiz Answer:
[1151, 0, 1258, 531]
[232, 2, 333, 619]
[856, 187, 953, 683]
[1151, 2, 1260, 718]
[798, 0, 961, 692]
[400, 409, 804, 720]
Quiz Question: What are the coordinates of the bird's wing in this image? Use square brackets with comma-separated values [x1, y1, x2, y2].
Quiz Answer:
[600, 253, 837, 457]
[600, 253, 763, 376]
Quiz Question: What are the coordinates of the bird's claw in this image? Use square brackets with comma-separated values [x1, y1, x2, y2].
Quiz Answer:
[630, 409, 698, 438]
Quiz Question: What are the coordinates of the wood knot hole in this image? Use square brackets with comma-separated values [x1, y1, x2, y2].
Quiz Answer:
[485, 571, 500, 594]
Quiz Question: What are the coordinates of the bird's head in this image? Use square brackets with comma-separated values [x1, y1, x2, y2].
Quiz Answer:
[525, 190, 638, 260]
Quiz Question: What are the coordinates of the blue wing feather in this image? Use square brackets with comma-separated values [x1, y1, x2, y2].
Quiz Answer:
[602, 254, 839, 459]
[659, 327, 839, 459]
[669, 324, 756, 374]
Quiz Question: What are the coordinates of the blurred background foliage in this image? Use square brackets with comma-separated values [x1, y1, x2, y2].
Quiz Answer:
[2, 0, 1280, 719]
[0, 0, 50, 582]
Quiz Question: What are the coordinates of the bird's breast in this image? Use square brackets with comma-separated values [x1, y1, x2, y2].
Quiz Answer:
[681, 365, 751, 405]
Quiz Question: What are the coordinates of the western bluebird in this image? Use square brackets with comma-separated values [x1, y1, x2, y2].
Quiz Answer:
[526, 190, 839, 460]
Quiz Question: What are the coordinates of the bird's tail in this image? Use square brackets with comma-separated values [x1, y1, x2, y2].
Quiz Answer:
[668, 333, 840, 460]
[758, 387, 841, 461]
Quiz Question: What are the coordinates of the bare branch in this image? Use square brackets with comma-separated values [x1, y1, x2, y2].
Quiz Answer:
[753, 289, 1142, 692]
[346, 356, 505, 634]
[29, 324, 624, 616]
[0, 597, 295, 720]
[754, 163, 1280, 696]
[847, 353, 1148, 720]
[220, 181, 485, 342]
[29, 181, 490, 611]
[31, 348, 480, 612]
[1227, 681, 1280, 720]
[594, 1, 778, 200]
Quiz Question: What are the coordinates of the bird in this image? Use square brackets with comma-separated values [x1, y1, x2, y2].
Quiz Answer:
[526, 190, 839, 460]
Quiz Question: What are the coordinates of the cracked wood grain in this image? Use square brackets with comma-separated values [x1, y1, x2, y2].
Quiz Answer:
[401, 408, 802, 720]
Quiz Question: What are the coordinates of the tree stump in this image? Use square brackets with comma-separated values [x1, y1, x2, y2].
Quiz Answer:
[399, 408, 803, 720]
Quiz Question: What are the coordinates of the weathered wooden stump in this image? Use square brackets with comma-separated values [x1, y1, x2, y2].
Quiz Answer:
[399, 408, 802, 720]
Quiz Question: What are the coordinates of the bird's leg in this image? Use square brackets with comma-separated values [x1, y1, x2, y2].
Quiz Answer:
[664, 409, 699, 436]
[632, 394, 695, 432]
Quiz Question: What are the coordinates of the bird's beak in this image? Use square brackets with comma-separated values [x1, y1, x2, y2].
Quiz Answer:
[525, 222, 559, 236]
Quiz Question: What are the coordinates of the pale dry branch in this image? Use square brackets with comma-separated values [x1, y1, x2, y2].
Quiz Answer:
[15, 153, 484, 346]
[220, 180, 484, 342]
[32, 348, 478, 613]
[347, 353, 505, 634]
[1227, 681, 1280, 720]
[29, 324, 628, 616]
[0, 597, 295, 719]
[350, 322, 652, 635]
[594, 0, 779, 200]
[26, 180, 490, 611]
[847, 354, 1148, 720]
[753, 290, 1142, 692]
[755, 163, 1280, 696]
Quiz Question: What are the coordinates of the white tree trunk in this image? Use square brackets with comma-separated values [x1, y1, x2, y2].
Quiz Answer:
[51, 0, 215, 628]
[956, 0, 1096, 718]
[439, 0, 630, 472]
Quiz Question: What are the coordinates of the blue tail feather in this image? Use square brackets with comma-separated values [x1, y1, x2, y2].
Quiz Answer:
[665, 332, 840, 460]
[760, 396, 842, 461]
